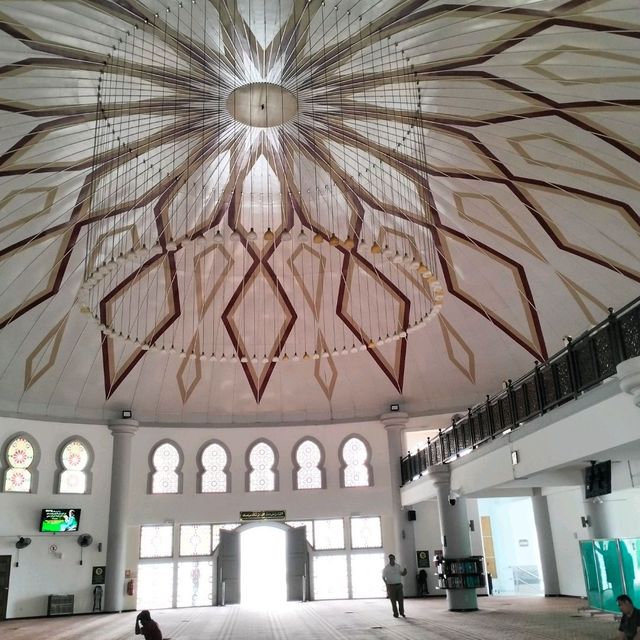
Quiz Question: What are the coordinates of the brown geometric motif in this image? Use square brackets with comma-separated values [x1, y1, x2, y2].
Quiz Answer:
[437, 314, 475, 384]
[24, 313, 69, 391]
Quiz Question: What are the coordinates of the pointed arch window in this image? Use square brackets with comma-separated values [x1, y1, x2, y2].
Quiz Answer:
[293, 438, 325, 490]
[247, 440, 278, 492]
[3, 434, 38, 493]
[198, 441, 230, 493]
[149, 441, 183, 494]
[58, 438, 92, 494]
[340, 436, 373, 487]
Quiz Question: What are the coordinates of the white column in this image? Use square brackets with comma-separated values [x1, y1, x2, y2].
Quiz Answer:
[618, 356, 640, 407]
[104, 419, 138, 612]
[381, 412, 417, 596]
[433, 474, 478, 611]
[531, 489, 560, 596]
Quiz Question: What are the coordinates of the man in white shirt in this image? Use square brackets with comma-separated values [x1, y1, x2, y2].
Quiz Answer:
[382, 554, 407, 618]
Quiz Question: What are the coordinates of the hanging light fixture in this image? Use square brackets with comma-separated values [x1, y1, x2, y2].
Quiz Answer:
[76, 0, 443, 369]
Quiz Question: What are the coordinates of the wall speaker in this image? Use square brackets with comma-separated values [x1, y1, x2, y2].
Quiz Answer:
[407, 510, 417, 521]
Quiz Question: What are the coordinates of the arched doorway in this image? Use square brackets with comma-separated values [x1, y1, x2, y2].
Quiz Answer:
[217, 523, 309, 605]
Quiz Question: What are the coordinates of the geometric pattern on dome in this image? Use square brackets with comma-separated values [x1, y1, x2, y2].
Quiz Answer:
[23, 314, 70, 392]
[437, 314, 476, 385]
[0, 0, 639, 423]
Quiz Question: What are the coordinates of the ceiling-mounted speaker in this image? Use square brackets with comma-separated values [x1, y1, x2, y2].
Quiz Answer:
[78, 534, 93, 547]
[16, 536, 32, 549]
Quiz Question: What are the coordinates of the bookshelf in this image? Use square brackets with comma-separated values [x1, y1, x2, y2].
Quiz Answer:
[435, 556, 486, 590]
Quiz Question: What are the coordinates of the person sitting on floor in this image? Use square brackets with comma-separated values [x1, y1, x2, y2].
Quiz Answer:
[135, 610, 162, 640]
[616, 594, 639, 639]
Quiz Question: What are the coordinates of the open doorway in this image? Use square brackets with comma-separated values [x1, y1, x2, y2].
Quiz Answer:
[240, 526, 287, 605]
[478, 497, 544, 596]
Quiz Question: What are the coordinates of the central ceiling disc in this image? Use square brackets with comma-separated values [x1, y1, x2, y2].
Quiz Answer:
[227, 83, 298, 127]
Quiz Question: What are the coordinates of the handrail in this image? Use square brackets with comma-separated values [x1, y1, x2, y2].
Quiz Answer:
[401, 296, 640, 485]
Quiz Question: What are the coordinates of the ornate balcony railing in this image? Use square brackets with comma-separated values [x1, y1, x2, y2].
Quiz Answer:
[401, 296, 640, 486]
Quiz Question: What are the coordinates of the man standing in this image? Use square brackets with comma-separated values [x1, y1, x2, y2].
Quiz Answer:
[382, 554, 407, 618]
[616, 594, 639, 639]
[135, 610, 163, 640]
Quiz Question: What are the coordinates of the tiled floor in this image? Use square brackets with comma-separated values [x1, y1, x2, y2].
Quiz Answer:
[0, 596, 617, 640]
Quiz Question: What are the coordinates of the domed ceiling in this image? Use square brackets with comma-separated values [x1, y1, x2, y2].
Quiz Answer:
[0, 0, 638, 424]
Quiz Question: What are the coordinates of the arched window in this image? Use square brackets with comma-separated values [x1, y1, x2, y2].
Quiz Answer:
[3, 433, 38, 493]
[293, 438, 325, 490]
[198, 441, 230, 493]
[149, 441, 183, 494]
[58, 437, 93, 494]
[340, 435, 373, 487]
[247, 440, 278, 492]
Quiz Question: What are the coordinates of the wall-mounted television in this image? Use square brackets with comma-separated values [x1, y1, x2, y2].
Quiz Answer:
[39, 508, 81, 533]
[585, 461, 611, 499]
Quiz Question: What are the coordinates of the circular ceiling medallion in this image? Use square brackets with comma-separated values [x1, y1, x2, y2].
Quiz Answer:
[227, 83, 298, 127]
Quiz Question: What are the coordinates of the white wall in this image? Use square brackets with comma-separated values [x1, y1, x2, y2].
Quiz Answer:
[0, 417, 113, 618]
[119, 419, 397, 610]
[410, 499, 442, 595]
[546, 484, 640, 597]
[1, 416, 399, 617]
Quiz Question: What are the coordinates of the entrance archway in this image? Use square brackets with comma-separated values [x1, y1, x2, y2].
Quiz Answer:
[240, 525, 286, 605]
[217, 522, 309, 605]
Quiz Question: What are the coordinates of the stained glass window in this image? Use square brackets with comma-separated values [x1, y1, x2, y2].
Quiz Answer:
[313, 555, 348, 600]
[351, 553, 386, 598]
[285, 521, 314, 547]
[151, 442, 180, 494]
[177, 560, 213, 607]
[140, 524, 174, 558]
[180, 524, 212, 557]
[350, 517, 382, 548]
[294, 439, 322, 489]
[313, 518, 345, 550]
[136, 563, 174, 609]
[342, 437, 371, 487]
[248, 441, 276, 492]
[200, 442, 228, 493]
[4, 435, 35, 493]
[59, 439, 90, 494]
[211, 523, 240, 550]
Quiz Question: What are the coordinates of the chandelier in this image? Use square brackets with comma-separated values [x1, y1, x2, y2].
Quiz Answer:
[76, 0, 443, 367]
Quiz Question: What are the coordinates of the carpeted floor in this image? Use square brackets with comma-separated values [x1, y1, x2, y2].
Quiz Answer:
[0, 596, 617, 640]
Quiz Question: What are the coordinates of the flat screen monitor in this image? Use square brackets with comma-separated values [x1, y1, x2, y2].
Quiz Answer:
[585, 461, 611, 499]
[39, 508, 81, 533]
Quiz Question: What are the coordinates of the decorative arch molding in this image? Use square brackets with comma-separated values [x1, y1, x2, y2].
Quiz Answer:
[338, 434, 374, 488]
[196, 439, 231, 494]
[245, 438, 279, 492]
[55, 436, 94, 494]
[1, 431, 41, 493]
[291, 436, 326, 490]
[147, 439, 184, 495]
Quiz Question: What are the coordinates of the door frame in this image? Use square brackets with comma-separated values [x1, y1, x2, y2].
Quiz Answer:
[216, 522, 311, 605]
[0, 554, 11, 620]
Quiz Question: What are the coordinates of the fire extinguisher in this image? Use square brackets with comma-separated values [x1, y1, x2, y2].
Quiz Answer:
[127, 578, 135, 596]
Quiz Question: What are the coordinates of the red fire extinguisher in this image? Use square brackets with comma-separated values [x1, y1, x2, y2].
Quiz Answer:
[127, 578, 135, 596]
